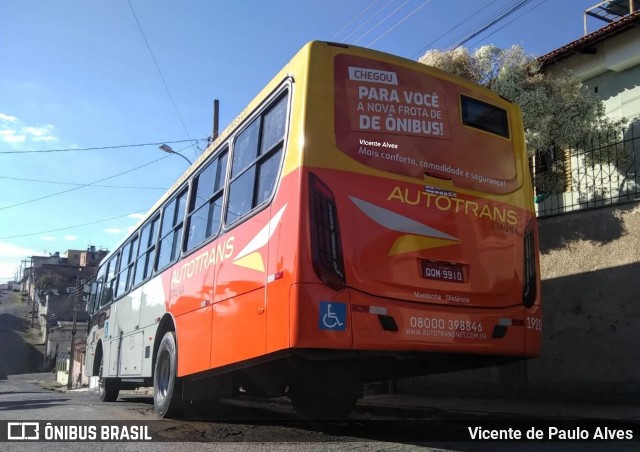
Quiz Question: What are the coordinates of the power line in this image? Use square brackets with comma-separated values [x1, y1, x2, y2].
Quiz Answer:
[353, 0, 413, 45]
[0, 210, 148, 240]
[366, 0, 433, 48]
[0, 142, 198, 211]
[411, 0, 498, 58]
[127, 0, 198, 153]
[0, 139, 204, 155]
[0, 175, 167, 190]
[342, 0, 397, 43]
[0, 155, 168, 211]
[464, 0, 550, 49]
[331, 0, 382, 41]
[451, 0, 534, 50]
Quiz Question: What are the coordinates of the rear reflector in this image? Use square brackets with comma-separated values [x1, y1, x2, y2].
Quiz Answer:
[522, 223, 537, 308]
[309, 172, 346, 290]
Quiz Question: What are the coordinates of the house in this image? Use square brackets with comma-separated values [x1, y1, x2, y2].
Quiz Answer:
[41, 292, 89, 369]
[535, 4, 640, 216]
[540, 6, 640, 126]
[20, 246, 106, 370]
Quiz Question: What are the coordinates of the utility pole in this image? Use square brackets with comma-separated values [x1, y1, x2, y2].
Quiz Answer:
[67, 270, 81, 390]
[30, 257, 37, 327]
[21, 259, 28, 291]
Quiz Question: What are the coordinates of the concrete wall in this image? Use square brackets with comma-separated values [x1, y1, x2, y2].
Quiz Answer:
[398, 201, 640, 401]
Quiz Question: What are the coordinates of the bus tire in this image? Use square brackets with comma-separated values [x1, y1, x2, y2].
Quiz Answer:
[290, 371, 359, 420]
[153, 331, 183, 418]
[98, 356, 119, 402]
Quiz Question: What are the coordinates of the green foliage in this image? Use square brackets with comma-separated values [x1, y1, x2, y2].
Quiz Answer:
[419, 45, 628, 160]
[37, 272, 68, 292]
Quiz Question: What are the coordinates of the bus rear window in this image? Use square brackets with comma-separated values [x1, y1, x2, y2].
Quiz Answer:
[461, 95, 510, 139]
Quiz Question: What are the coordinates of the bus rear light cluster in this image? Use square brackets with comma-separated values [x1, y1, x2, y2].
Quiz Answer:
[522, 223, 537, 308]
[308, 172, 346, 290]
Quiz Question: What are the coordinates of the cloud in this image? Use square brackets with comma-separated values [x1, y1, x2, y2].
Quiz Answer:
[0, 243, 47, 282]
[0, 242, 42, 257]
[0, 129, 26, 143]
[41, 235, 56, 242]
[0, 263, 18, 282]
[105, 228, 124, 234]
[0, 113, 58, 145]
[128, 213, 145, 220]
[64, 235, 78, 241]
[0, 113, 18, 122]
[22, 125, 57, 142]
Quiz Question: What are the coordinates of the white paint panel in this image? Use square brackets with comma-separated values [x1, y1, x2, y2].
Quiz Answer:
[119, 332, 144, 376]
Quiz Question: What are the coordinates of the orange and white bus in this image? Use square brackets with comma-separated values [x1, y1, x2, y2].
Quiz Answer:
[85, 41, 541, 419]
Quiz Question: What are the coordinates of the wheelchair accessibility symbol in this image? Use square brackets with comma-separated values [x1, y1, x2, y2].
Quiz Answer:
[319, 301, 346, 331]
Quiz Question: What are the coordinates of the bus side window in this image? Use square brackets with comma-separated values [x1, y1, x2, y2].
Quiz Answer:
[85, 280, 98, 314]
[226, 92, 288, 226]
[186, 149, 228, 252]
[157, 188, 188, 270]
[94, 278, 104, 313]
[100, 253, 119, 307]
[133, 214, 159, 287]
[114, 235, 138, 298]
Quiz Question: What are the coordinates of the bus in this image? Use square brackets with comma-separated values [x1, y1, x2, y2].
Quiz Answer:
[85, 41, 541, 420]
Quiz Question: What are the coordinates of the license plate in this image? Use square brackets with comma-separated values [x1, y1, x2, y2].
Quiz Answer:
[422, 261, 464, 282]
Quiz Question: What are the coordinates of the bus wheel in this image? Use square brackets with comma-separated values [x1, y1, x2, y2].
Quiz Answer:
[153, 332, 183, 418]
[98, 356, 119, 402]
[289, 370, 359, 420]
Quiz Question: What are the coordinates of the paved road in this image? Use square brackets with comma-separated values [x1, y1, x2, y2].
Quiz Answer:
[0, 287, 42, 380]
[0, 287, 636, 451]
[0, 287, 442, 450]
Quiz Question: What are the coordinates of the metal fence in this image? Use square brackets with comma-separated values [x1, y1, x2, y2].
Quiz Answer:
[532, 124, 640, 217]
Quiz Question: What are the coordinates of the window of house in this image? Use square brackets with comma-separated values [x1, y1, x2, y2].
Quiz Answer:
[185, 149, 228, 252]
[226, 92, 288, 226]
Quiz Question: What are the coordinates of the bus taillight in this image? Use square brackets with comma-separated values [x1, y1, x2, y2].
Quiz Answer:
[308, 172, 346, 290]
[522, 223, 537, 308]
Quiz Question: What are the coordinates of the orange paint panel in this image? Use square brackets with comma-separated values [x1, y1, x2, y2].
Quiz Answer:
[264, 192, 301, 353]
[211, 287, 266, 367]
[524, 304, 543, 356]
[164, 237, 218, 317]
[175, 306, 212, 377]
[289, 283, 353, 349]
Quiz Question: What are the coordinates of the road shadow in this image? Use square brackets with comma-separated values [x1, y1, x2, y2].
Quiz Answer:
[0, 313, 45, 380]
[117, 395, 481, 446]
[0, 397, 70, 412]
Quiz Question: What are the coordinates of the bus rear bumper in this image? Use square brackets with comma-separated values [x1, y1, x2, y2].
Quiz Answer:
[291, 283, 540, 358]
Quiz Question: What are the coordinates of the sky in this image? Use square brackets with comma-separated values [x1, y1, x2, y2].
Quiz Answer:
[0, 0, 609, 282]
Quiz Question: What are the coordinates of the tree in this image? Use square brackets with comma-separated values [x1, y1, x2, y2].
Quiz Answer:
[37, 271, 70, 294]
[419, 45, 627, 159]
